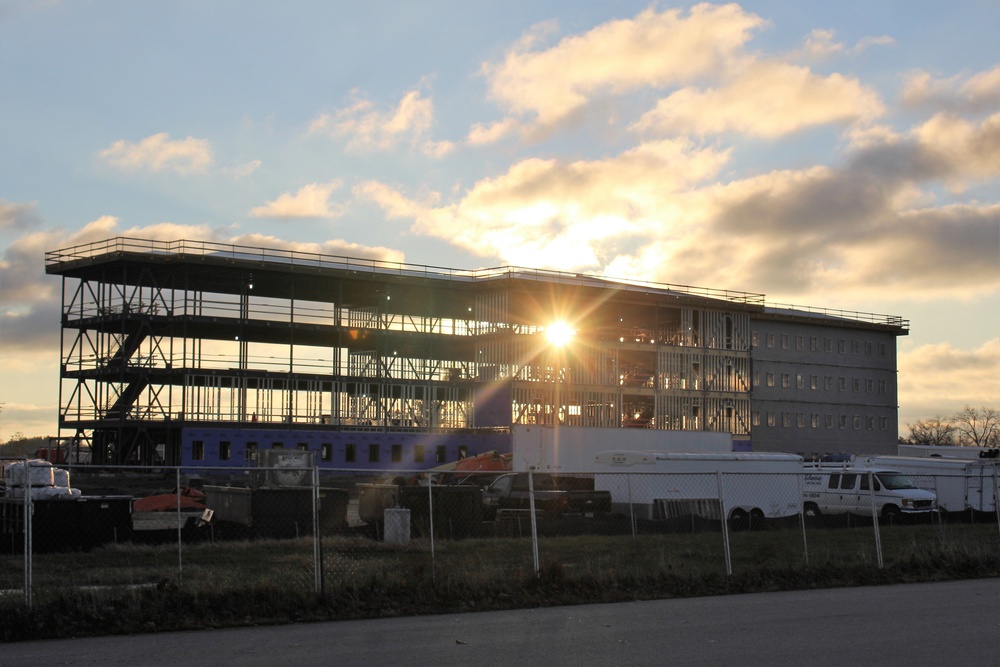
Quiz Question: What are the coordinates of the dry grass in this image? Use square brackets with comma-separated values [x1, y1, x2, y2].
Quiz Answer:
[2, 522, 999, 641]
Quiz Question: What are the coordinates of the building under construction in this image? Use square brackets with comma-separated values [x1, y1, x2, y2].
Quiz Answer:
[44, 238, 908, 468]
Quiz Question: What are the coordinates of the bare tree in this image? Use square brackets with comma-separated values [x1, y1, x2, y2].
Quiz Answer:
[952, 406, 1000, 447]
[906, 416, 957, 446]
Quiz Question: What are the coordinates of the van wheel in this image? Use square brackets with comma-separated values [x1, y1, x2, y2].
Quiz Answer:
[749, 508, 765, 530]
[882, 505, 901, 524]
[803, 502, 820, 518]
[729, 508, 749, 531]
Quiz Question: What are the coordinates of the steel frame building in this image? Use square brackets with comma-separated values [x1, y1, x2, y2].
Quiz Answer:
[44, 238, 908, 468]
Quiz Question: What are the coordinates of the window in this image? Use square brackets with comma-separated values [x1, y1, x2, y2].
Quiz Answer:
[245, 441, 258, 462]
[838, 339, 847, 354]
[825, 376, 833, 391]
[413, 445, 425, 463]
[219, 441, 231, 461]
[852, 340, 859, 355]
[853, 416, 861, 430]
[368, 444, 380, 463]
[839, 377, 847, 391]
[272, 442, 284, 449]
[852, 378, 861, 392]
[782, 413, 791, 427]
[796, 335, 804, 350]
[767, 333, 775, 348]
[825, 414, 833, 428]
[796, 374, 804, 389]
[752, 331, 759, 347]
[781, 373, 790, 388]
[880, 417, 888, 430]
[840, 474, 857, 490]
[810, 336, 818, 351]
[879, 342, 886, 356]
[865, 341, 873, 356]
[752, 411, 760, 426]
[839, 415, 848, 429]
[867, 416, 875, 430]
[321, 443, 332, 461]
[753, 371, 760, 387]
[458, 445, 469, 459]
[797, 413, 805, 428]
[811, 414, 819, 429]
[866, 379, 874, 393]
[824, 338, 833, 353]
[391, 444, 402, 463]
[810, 375, 818, 390]
[192, 440, 204, 461]
[297, 442, 308, 451]
[766, 372, 775, 387]
[436, 445, 446, 463]
[767, 412, 776, 426]
[827, 474, 840, 490]
[345, 443, 356, 463]
[781, 334, 789, 349]
[879, 379, 887, 394]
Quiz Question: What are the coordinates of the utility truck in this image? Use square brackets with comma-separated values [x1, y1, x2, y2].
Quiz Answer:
[592, 451, 803, 530]
[801, 463, 937, 522]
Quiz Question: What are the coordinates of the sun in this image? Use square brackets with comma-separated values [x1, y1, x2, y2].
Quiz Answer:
[545, 320, 575, 347]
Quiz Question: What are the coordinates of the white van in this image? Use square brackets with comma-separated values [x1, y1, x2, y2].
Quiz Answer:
[862, 455, 997, 515]
[801, 464, 937, 521]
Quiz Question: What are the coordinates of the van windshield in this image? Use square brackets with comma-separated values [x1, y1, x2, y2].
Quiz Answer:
[876, 473, 916, 490]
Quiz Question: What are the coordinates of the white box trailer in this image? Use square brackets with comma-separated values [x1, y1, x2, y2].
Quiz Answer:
[862, 455, 998, 515]
[592, 451, 803, 528]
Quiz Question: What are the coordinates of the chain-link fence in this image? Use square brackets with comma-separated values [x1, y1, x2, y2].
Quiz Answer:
[2, 457, 999, 611]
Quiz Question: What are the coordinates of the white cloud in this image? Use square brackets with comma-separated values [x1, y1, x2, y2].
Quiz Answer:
[902, 64, 1000, 113]
[250, 180, 346, 219]
[633, 60, 884, 138]
[98, 132, 213, 174]
[0, 199, 41, 230]
[479, 4, 766, 134]
[310, 89, 452, 157]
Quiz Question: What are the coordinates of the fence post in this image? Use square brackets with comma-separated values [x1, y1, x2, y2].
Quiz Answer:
[993, 465, 999, 540]
[312, 464, 324, 596]
[528, 467, 540, 576]
[176, 467, 183, 583]
[23, 457, 33, 608]
[797, 471, 809, 565]
[867, 470, 884, 569]
[427, 474, 436, 585]
[716, 471, 732, 576]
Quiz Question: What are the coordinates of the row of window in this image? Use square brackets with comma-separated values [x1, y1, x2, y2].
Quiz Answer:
[753, 333, 886, 356]
[752, 412, 890, 430]
[190, 440, 462, 464]
[756, 373, 888, 394]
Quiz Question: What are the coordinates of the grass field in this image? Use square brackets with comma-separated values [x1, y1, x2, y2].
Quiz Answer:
[2, 520, 999, 642]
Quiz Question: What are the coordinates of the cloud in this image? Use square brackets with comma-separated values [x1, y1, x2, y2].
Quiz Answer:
[226, 232, 404, 264]
[358, 138, 732, 270]
[901, 64, 1000, 114]
[633, 60, 883, 138]
[479, 4, 766, 136]
[98, 132, 213, 174]
[225, 160, 262, 180]
[310, 89, 454, 157]
[0, 199, 41, 231]
[789, 29, 893, 62]
[899, 339, 1000, 425]
[250, 180, 346, 219]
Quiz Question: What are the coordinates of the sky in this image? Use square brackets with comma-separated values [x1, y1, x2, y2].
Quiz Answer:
[1, 0, 998, 441]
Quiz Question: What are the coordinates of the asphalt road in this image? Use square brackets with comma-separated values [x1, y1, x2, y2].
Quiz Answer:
[3, 578, 999, 666]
